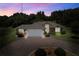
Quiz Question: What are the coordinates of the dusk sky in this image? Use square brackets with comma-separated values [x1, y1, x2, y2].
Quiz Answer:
[0, 3, 79, 16]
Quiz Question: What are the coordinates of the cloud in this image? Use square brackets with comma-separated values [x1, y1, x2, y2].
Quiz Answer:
[23, 10, 34, 15]
[0, 7, 18, 16]
[0, 3, 55, 16]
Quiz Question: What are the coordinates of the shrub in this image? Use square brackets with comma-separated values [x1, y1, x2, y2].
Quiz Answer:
[45, 34, 50, 37]
[44, 31, 50, 37]
[61, 31, 66, 34]
[35, 48, 47, 56]
[54, 48, 66, 56]
[17, 33, 24, 37]
[71, 35, 79, 39]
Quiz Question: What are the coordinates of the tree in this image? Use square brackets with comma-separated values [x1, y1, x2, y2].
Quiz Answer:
[7, 13, 29, 27]
[0, 16, 8, 27]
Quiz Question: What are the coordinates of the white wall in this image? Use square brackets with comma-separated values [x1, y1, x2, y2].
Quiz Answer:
[45, 24, 50, 34]
[18, 29, 24, 34]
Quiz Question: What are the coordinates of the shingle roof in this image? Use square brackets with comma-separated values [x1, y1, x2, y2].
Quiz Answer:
[16, 21, 63, 30]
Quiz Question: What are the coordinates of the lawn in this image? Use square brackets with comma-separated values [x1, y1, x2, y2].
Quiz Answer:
[0, 27, 16, 48]
[51, 26, 73, 41]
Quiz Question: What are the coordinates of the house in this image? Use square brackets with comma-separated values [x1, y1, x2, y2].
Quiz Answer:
[16, 21, 62, 38]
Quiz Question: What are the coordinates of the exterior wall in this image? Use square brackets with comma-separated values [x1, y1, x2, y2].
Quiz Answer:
[45, 24, 50, 34]
[24, 31, 28, 39]
[18, 29, 25, 34]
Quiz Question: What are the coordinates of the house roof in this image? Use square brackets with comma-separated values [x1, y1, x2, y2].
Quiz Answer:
[16, 21, 63, 30]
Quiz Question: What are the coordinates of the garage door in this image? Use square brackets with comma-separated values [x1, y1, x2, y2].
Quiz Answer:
[25, 29, 45, 38]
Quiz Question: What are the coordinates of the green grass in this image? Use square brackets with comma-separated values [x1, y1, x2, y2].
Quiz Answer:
[55, 32, 61, 36]
[0, 27, 16, 48]
[51, 27, 73, 41]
